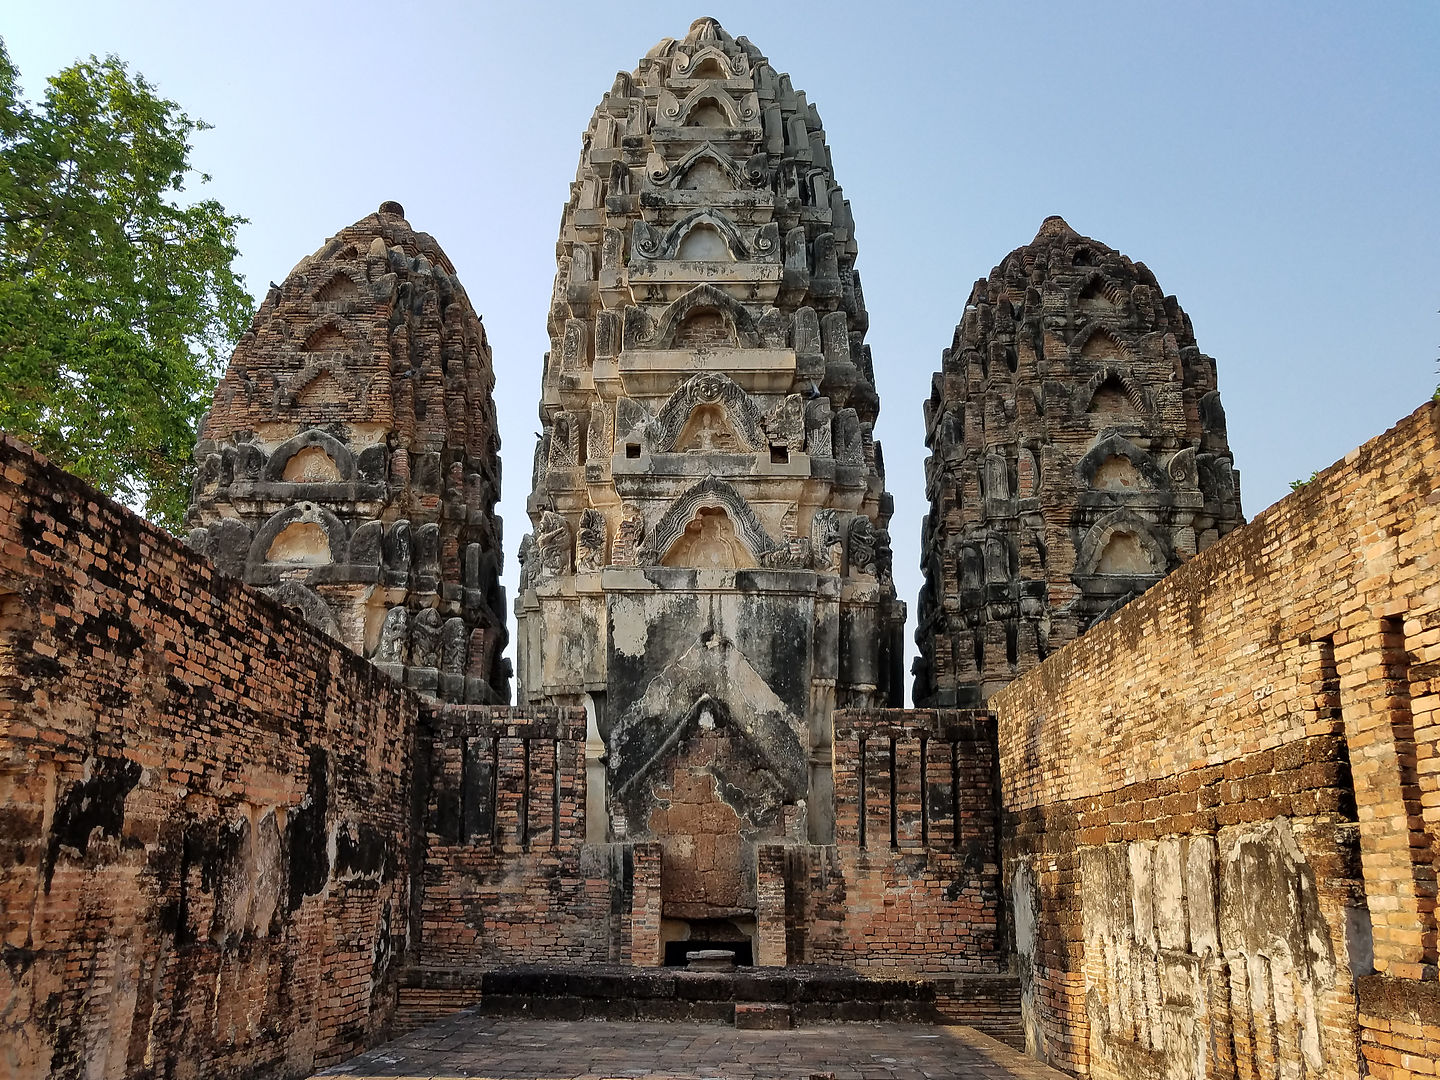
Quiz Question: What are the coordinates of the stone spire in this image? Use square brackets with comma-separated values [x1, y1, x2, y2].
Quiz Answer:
[187, 202, 510, 704]
[515, 20, 904, 886]
[913, 219, 1243, 706]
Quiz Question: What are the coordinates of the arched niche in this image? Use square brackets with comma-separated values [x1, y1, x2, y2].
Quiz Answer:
[1075, 364, 1149, 417]
[667, 143, 743, 192]
[269, 581, 342, 640]
[652, 372, 766, 453]
[1075, 509, 1168, 578]
[299, 315, 363, 355]
[653, 284, 761, 349]
[639, 476, 777, 567]
[638, 210, 751, 262]
[312, 268, 363, 303]
[676, 223, 733, 261]
[250, 503, 346, 568]
[662, 507, 755, 569]
[264, 429, 356, 483]
[1076, 434, 1165, 490]
[1075, 325, 1134, 364]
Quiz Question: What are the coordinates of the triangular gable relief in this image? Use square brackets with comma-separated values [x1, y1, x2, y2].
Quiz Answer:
[662, 506, 755, 569]
[609, 633, 807, 811]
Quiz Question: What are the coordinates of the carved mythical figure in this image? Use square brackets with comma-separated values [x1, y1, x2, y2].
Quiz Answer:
[875, 527, 894, 585]
[763, 395, 806, 452]
[611, 503, 645, 567]
[575, 508, 608, 573]
[517, 533, 535, 591]
[811, 508, 843, 574]
[410, 606, 443, 668]
[535, 511, 573, 580]
[441, 617, 468, 674]
[848, 515, 878, 577]
[377, 606, 408, 663]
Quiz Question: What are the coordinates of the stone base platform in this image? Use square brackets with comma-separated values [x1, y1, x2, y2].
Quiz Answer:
[395, 965, 1023, 1048]
[317, 1015, 1064, 1080]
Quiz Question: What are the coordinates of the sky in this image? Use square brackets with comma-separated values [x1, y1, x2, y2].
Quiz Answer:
[7, 2, 1439, 699]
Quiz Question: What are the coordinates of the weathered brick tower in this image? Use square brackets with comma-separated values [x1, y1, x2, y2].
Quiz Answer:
[187, 202, 510, 704]
[912, 217, 1243, 706]
[514, 17, 905, 947]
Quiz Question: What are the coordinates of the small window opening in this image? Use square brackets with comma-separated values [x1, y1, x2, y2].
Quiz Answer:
[770, 445, 789, 464]
[626, 443, 641, 459]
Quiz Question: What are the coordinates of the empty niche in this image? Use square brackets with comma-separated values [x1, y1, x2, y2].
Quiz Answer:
[1092, 454, 1145, 490]
[303, 324, 348, 353]
[1088, 375, 1137, 416]
[296, 370, 347, 407]
[679, 159, 732, 192]
[676, 223, 732, 261]
[673, 309, 736, 348]
[676, 404, 742, 452]
[689, 56, 729, 79]
[265, 521, 332, 565]
[1078, 277, 1116, 314]
[281, 445, 343, 483]
[1095, 530, 1156, 575]
[662, 507, 754, 569]
[685, 99, 730, 127]
[315, 273, 360, 303]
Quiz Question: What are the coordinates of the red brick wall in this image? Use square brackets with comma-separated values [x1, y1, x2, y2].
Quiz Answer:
[413, 703, 655, 968]
[796, 709, 1003, 973]
[992, 402, 1440, 1078]
[0, 436, 417, 1078]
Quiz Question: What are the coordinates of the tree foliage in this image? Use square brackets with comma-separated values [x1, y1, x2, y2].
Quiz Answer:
[0, 38, 251, 529]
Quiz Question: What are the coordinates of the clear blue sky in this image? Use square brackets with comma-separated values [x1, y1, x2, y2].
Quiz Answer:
[8, 2, 1439, 697]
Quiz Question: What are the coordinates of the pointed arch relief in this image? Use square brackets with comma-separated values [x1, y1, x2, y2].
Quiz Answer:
[672, 44, 747, 80]
[1076, 434, 1165, 491]
[299, 315, 364, 355]
[1075, 510, 1168, 579]
[653, 284, 761, 350]
[652, 372, 766, 453]
[265, 428, 357, 483]
[1076, 364, 1150, 417]
[280, 359, 354, 410]
[1074, 324, 1136, 364]
[640, 476, 778, 568]
[635, 210, 752, 262]
[1073, 272, 1128, 315]
[652, 142, 741, 190]
[251, 503, 347, 568]
[312, 268, 364, 304]
[658, 86, 755, 129]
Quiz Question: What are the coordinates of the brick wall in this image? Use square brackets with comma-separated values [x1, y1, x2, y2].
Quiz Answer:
[413, 703, 656, 968]
[0, 436, 418, 1078]
[991, 401, 1440, 1078]
[794, 709, 1003, 973]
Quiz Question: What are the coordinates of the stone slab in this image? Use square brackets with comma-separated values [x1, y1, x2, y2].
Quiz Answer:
[315, 1015, 1069, 1079]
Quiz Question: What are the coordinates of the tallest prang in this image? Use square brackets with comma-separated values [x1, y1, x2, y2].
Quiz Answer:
[515, 18, 904, 925]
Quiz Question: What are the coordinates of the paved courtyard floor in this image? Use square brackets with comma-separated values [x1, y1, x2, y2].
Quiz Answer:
[315, 1014, 1067, 1080]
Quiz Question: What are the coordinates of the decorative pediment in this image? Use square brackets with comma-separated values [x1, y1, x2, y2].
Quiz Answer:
[1074, 508, 1167, 578]
[639, 476, 778, 566]
[652, 372, 766, 453]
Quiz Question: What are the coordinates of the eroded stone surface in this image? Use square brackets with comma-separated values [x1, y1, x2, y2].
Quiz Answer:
[913, 217, 1243, 706]
[188, 202, 509, 704]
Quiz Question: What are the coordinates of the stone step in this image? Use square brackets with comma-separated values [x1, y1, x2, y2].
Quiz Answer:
[734, 1002, 793, 1030]
[398, 964, 1024, 1036]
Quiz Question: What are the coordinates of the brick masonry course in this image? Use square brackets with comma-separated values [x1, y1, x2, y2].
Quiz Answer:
[991, 401, 1440, 1078]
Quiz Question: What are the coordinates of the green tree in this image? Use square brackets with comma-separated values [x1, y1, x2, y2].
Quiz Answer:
[0, 38, 250, 529]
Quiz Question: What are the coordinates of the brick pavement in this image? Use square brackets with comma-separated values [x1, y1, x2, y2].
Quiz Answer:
[314, 1015, 1068, 1080]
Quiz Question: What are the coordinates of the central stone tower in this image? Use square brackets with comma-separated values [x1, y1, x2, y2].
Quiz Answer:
[515, 18, 904, 944]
